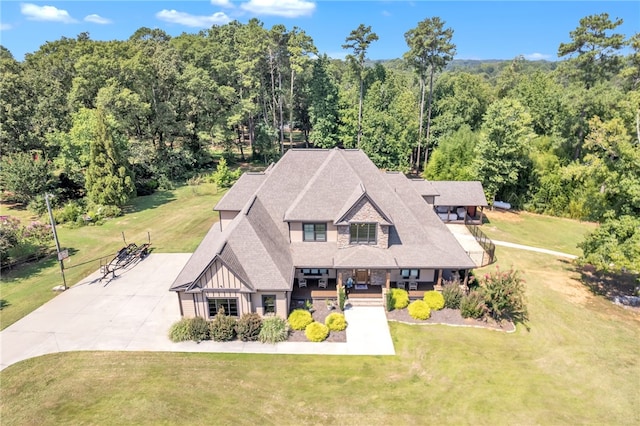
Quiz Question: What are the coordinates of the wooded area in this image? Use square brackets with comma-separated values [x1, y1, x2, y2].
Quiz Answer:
[0, 14, 638, 273]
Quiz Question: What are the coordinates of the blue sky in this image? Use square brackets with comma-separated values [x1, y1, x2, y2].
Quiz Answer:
[0, 1, 638, 61]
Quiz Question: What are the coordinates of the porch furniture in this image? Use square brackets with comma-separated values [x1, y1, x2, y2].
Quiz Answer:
[396, 281, 406, 290]
[318, 279, 327, 289]
[409, 282, 418, 291]
[299, 279, 307, 288]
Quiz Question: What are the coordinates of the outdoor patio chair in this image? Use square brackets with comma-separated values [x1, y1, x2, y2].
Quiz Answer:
[397, 281, 406, 290]
[409, 282, 418, 291]
[318, 279, 327, 288]
[299, 279, 307, 288]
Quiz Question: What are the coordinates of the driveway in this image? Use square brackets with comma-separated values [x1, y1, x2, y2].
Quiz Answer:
[1, 254, 394, 371]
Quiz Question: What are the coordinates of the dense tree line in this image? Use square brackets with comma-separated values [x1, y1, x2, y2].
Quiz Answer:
[0, 14, 638, 272]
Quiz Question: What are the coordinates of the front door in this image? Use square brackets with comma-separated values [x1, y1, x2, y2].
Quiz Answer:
[356, 269, 368, 284]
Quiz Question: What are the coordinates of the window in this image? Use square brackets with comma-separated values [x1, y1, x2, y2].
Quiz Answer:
[208, 298, 239, 317]
[262, 295, 276, 314]
[303, 223, 327, 241]
[401, 269, 420, 279]
[350, 223, 377, 244]
[301, 268, 328, 276]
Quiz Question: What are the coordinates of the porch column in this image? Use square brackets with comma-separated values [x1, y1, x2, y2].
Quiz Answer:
[479, 206, 484, 224]
[463, 269, 469, 291]
[385, 270, 390, 290]
[337, 271, 342, 287]
[435, 269, 443, 290]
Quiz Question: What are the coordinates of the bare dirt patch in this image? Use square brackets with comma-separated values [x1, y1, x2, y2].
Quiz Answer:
[386, 307, 515, 332]
[484, 209, 523, 223]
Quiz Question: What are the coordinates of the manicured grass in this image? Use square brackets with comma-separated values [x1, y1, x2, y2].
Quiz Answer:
[0, 183, 223, 330]
[482, 210, 597, 256]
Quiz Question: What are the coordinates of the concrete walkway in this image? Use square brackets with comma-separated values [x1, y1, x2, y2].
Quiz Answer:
[492, 240, 578, 259]
[0, 254, 395, 371]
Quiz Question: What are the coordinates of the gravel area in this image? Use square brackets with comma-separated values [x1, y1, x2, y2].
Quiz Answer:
[386, 307, 516, 332]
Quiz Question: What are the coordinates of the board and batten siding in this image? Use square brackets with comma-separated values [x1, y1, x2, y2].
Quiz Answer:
[197, 258, 245, 290]
[250, 292, 288, 319]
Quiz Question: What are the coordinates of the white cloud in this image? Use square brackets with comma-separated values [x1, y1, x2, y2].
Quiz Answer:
[84, 14, 112, 25]
[523, 52, 551, 61]
[0, 23, 12, 31]
[20, 3, 77, 23]
[156, 9, 231, 27]
[240, 0, 316, 18]
[211, 0, 235, 8]
[381, 10, 391, 17]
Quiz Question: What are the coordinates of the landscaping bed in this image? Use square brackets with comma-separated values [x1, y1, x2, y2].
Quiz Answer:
[288, 299, 346, 342]
[386, 307, 515, 332]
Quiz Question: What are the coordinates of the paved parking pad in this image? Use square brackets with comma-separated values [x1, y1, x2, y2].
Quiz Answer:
[1, 253, 395, 371]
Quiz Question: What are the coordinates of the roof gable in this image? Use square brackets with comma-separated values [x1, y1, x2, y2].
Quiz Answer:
[334, 190, 393, 226]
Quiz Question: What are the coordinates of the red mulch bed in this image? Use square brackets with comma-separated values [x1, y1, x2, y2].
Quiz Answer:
[386, 307, 516, 332]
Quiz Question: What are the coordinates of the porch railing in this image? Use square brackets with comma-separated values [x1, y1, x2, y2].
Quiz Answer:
[465, 222, 496, 266]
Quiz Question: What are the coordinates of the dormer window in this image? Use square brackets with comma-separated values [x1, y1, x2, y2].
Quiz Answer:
[350, 223, 377, 245]
[303, 223, 327, 241]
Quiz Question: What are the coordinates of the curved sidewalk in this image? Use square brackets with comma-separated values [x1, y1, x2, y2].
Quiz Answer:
[0, 254, 394, 371]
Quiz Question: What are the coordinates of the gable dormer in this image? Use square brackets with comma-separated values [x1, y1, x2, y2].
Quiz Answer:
[335, 189, 392, 249]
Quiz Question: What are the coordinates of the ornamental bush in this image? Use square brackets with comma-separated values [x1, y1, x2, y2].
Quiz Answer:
[408, 300, 431, 320]
[442, 281, 464, 309]
[325, 313, 347, 331]
[460, 291, 487, 319]
[423, 290, 445, 310]
[390, 288, 409, 310]
[209, 310, 236, 341]
[288, 309, 313, 330]
[481, 266, 529, 324]
[236, 313, 262, 341]
[259, 315, 289, 344]
[305, 322, 329, 342]
[168, 317, 209, 342]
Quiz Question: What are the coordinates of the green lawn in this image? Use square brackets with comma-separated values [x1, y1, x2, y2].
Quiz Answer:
[482, 210, 597, 256]
[1, 196, 638, 424]
[0, 183, 223, 330]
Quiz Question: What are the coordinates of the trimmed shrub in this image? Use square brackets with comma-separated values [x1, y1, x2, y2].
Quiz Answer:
[168, 318, 192, 342]
[385, 289, 394, 311]
[480, 266, 528, 324]
[288, 309, 313, 330]
[305, 322, 329, 342]
[259, 315, 289, 344]
[423, 290, 445, 311]
[408, 300, 431, 320]
[236, 313, 262, 341]
[460, 291, 487, 319]
[209, 310, 236, 341]
[338, 286, 346, 310]
[390, 288, 409, 310]
[442, 281, 464, 309]
[325, 313, 347, 331]
[168, 317, 209, 342]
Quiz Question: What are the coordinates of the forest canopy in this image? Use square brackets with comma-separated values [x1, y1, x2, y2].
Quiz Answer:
[0, 15, 638, 273]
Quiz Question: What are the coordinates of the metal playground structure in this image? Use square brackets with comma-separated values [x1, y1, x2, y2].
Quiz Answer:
[99, 232, 151, 281]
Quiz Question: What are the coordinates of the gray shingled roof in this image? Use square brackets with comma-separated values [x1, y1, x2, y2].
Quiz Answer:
[172, 148, 478, 293]
[410, 178, 439, 196]
[214, 172, 267, 211]
[429, 181, 488, 207]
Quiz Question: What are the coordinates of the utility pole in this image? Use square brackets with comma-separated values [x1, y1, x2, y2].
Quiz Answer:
[45, 193, 67, 290]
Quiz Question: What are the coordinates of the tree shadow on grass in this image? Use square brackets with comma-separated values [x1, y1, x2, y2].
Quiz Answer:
[121, 190, 176, 215]
[0, 299, 10, 310]
[577, 264, 638, 299]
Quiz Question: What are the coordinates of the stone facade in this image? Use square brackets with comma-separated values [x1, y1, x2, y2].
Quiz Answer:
[337, 197, 390, 249]
[370, 269, 387, 286]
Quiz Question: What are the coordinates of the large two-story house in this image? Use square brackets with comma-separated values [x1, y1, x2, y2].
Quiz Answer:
[170, 148, 487, 319]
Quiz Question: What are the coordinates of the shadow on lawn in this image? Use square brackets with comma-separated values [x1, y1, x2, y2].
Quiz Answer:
[577, 264, 639, 299]
[122, 190, 176, 214]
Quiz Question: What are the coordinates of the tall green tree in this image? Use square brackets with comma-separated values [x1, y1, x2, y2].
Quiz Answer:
[404, 17, 456, 170]
[474, 98, 534, 204]
[287, 27, 317, 149]
[308, 55, 339, 148]
[85, 108, 135, 207]
[578, 215, 640, 274]
[558, 13, 626, 159]
[0, 152, 54, 204]
[342, 24, 378, 148]
[423, 125, 478, 181]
